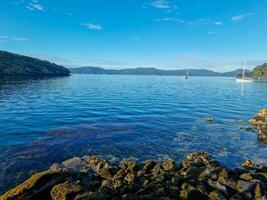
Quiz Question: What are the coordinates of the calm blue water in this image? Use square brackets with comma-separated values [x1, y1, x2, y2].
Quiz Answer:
[0, 74, 267, 192]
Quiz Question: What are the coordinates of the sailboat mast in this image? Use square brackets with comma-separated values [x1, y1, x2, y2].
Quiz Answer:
[242, 60, 246, 80]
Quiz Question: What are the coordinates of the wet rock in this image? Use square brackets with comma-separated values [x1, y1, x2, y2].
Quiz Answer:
[219, 168, 229, 179]
[113, 169, 126, 181]
[209, 190, 227, 200]
[207, 179, 228, 196]
[182, 166, 204, 179]
[50, 181, 82, 200]
[180, 183, 208, 200]
[49, 163, 65, 172]
[86, 156, 102, 166]
[250, 108, 267, 141]
[242, 160, 264, 171]
[186, 152, 211, 164]
[198, 167, 220, 181]
[0, 171, 67, 200]
[171, 173, 185, 186]
[74, 192, 97, 200]
[62, 157, 84, 170]
[258, 125, 267, 140]
[240, 173, 254, 181]
[162, 159, 175, 171]
[207, 117, 214, 123]
[250, 116, 266, 126]
[229, 193, 244, 200]
[142, 160, 156, 173]
[236, 180, 253, 192]
[257, 108, 267, 118]
[127, 160, 137, 172]
[98, 168, 112, 179]
[152, 163, 164, 177]
[254, 181, 264, 200]
[179, 183, 195, 199]
[124, 172, 135, 183]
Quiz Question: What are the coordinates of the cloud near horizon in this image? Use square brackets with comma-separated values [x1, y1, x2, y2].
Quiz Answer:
[0, 36, 28, 42]
[170, 54, 267, 71]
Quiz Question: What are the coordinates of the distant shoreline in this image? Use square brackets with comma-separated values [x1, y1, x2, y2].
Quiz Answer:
[69, 66, 250, 77]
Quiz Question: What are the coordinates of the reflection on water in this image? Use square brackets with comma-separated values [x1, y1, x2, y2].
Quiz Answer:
[0, 75, 267, 192]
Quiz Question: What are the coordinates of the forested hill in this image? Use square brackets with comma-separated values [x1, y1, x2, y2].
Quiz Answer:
[0, 51, 70, 78]
[252, 63, 267, 79]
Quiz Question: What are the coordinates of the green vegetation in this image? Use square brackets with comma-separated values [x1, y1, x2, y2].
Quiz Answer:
[236, 72, 252, 78]
[252, 63, 267, 79]
[0, 50, 70, 78]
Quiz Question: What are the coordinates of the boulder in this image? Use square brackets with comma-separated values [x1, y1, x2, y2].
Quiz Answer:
[250, 116, 266, 126]
[236, 180, 253, 192]
[257, 108, 267, 118]
[180, 183, 208, 200]
[62, 157, 88, 172]
[258, 125, 267, 140]
[162, 160, 175, 171]
[50, 182, 83, 200]
[209, 190, 227, 200]
[254, 181, 264, 200]
[242, 160, 264, 171]
[0, 171, 67, 200]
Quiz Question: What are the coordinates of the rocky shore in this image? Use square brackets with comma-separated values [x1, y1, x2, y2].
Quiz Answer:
[1, 152, 267, 200]
[250, 108, 267, 141]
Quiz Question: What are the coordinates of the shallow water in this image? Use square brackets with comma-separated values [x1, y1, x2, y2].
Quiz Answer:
[0, 74, 267, 192]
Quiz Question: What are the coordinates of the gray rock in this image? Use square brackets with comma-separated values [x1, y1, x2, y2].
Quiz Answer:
[236, 180, 253, 192]
[62, 157, 88, 172]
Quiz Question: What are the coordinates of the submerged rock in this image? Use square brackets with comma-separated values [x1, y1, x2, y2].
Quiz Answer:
[1, 152, 267, 200]
[207, 117, 214, 123]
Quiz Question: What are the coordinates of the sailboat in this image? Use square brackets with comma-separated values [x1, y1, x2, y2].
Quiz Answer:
[183, 69, 189, 79]
[236, 60, 253, 83]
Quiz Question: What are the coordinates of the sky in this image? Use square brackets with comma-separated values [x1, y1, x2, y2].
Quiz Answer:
[1, 0, 267, 71]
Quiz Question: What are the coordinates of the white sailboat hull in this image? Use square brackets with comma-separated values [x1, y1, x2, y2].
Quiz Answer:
[235, 60, 253, 83]
[236, 78, 253, 83]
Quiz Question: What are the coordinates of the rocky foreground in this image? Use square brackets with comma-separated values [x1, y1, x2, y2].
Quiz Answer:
[1, 152, 267, 200]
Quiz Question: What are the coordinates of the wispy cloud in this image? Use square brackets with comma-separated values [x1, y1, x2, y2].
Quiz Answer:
[151, 0, 171, 9]
[231, 13, 253, 21]
[26, 0, 44, 11]
[0, 36, 28, 42]
[154, 17, 210, 25]
[144, 0, 177, 10]
[155, 17, 224, 28]
[154, 17, 185, 23]
[81, 23, 102, 30]
[214, 21, 222, 25]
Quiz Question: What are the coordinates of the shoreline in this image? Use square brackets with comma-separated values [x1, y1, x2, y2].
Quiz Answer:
[1, 152, 266, 200]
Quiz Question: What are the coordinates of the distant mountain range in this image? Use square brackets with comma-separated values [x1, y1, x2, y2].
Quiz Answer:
[69, 66, 250, 77]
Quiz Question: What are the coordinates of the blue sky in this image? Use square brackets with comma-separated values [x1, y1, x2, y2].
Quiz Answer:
[1, 0, 267, 71]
